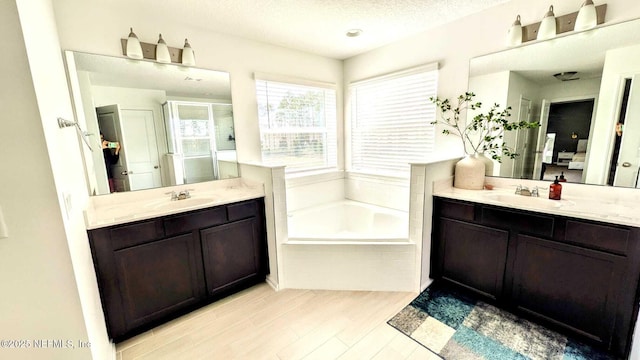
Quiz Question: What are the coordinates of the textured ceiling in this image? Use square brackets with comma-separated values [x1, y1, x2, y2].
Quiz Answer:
[116, 0, 510, 59]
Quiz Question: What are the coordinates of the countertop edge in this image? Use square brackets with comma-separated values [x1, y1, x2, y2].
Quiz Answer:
[85, 193, 265, 230]
[433, 190, 640, 228]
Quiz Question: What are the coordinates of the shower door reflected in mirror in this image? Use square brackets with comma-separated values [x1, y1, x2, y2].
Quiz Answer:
[163, 101, 237, 186]
[64, 50, 238, 196]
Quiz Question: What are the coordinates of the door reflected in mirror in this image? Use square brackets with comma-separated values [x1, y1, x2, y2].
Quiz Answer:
[65, 51, 238, 196]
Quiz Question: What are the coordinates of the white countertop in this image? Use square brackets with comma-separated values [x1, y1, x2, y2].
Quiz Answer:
[433, 177, 640, 227]
[84, 178, 265, 230]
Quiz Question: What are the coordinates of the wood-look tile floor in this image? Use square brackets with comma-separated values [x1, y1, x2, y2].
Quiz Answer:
[116, 283, 440, 360]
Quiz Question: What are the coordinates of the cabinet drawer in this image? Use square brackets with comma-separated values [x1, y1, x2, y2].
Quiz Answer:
[482, 207, 554, 238]
[437, 198, 475, 222]
[227, 200, 258, 222]
[164, 206, 227, 236]
[109, 220, 164, 249]
[565, 220, 630, 255]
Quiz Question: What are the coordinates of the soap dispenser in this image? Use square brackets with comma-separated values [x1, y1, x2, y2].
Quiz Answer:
[559, 171, 567, 182]
[549, 176, 562, 200]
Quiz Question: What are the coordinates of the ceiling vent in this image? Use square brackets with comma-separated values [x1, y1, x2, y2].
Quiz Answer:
[553, 71, 579, 81]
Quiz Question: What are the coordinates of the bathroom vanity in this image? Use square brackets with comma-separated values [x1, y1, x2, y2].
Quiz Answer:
[431, 185, 640, 358]
[85, 179, 268, 341]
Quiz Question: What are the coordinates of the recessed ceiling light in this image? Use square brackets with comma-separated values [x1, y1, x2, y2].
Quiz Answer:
[346, 29, 363, 38]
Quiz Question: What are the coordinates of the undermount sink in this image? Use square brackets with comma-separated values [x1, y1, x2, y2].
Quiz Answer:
[144, 197, 215, 211]
[482, 193, 574, 209]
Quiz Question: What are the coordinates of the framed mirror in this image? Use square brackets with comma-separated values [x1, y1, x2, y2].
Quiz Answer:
[468, 18, 640, 188]
[65, 51, 238, 196]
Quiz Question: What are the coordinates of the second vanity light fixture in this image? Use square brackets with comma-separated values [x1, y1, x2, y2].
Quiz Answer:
[123, 28, 196, 66]
[508, 1, 606, 46]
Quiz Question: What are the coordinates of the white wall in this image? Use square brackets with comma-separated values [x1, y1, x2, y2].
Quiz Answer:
[2, 1, 109, 360]
[539, 77, 601, 101]
[468, 71, 510, 175]
[285, 172, 345, 212]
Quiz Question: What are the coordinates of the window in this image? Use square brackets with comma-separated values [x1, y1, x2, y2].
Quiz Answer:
[256, 78, 337, 172]
[350, 64, 438, 177]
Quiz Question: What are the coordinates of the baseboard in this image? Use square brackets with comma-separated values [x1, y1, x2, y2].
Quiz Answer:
[421, 278, 434, 292]
[265, 275, 279, 291]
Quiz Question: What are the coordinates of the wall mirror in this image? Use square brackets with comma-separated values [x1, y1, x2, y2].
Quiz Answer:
[65, 51, 238, 196]
[468, 17, 640, 188]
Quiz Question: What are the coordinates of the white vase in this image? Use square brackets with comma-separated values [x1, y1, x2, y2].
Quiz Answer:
[478, 153, 495, 176]
[454, 154, 486, 190]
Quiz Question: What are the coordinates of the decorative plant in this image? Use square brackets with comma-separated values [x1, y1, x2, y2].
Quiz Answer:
[430, 92, 539, 162]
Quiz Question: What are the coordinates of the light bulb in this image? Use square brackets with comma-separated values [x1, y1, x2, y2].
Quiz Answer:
[126, 27, 143, 59]
[156, 34, 171, 63]
[507, 15, 523, 46]
[537, 6, 557, 41]
[181, 39, 196, 66]
[575, 0, 597, 31]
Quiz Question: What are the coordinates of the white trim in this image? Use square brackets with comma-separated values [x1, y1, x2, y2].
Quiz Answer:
[254, 72, 336, 89]
[285, 169, 345, 187]
[349, 62, 439, 87]
[346, 171, 410, 186]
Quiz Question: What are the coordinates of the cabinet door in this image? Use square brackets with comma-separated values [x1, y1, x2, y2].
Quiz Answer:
[435, 218, 509, 299]
[201, 218, 264, 295]
[113, 233, 205, 334]
[512, 234, 626, 347]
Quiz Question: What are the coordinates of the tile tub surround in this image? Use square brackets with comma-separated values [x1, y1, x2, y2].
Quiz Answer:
[84, 178, 265, 229]
[433, 177, 640, 227]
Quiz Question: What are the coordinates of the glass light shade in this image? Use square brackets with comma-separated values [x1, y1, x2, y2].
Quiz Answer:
[155, 34, 171, 63]
[537, 6, 557, 40]
[507, 15, 523, 46]
[574, 0, 597, 31]
[126, 27, 143, 59]
[181, 39, 196, 66]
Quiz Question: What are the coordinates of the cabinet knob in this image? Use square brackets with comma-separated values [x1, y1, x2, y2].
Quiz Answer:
[622, 162, 632, 168]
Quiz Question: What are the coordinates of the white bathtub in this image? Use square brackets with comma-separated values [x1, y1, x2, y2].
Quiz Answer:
[287, 200, 409, 244]
[283, 200, 414, 291]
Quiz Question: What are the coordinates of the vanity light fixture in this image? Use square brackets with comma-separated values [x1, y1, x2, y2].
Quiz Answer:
[537, 6, 557, 40]
[181, 39, 196, 66]
[155, 34, 171, 63]
[125, 28, 143, 59]
[575, 0, 598, 31]
[507, 15, 523, 46]
[346, 29, 363, 38]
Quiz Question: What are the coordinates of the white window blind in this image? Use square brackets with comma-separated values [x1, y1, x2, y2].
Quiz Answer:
[256, 78, 337, 172]
[350, 66, 438, 177]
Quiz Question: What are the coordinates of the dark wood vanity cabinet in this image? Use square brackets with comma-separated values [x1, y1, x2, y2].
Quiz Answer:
[432, 197, 640, 358]
[88, 198, 268, 341]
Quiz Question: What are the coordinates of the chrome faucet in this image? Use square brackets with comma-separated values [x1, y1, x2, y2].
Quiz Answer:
[166, 191, 179, 201]
[177, 189, 192, 200]
[515, 185, 539, 197]
[166, 189, 194, 201]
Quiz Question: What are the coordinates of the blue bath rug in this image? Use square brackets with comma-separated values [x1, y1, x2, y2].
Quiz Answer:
[387, 282, 617, 360]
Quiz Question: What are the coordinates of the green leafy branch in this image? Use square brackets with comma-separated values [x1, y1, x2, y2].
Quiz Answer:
[429, 92, 539, 162]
